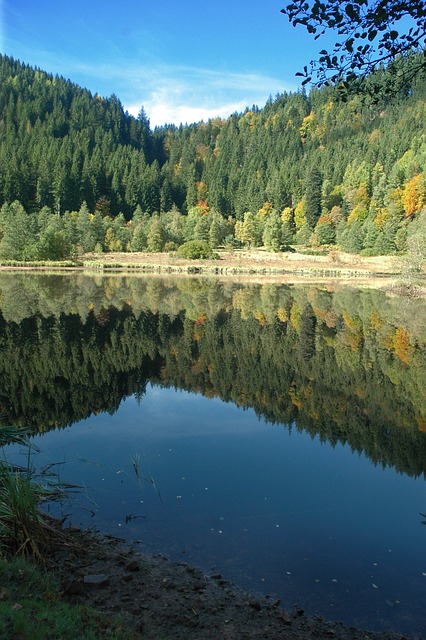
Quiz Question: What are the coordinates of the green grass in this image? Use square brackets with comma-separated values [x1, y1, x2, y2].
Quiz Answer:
[0, 259, 80, 267]
[0, 557, 142, 639]
[0, 464, 49, 559]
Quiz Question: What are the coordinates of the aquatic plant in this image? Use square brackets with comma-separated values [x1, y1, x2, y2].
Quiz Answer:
[0, 427, 64, 559]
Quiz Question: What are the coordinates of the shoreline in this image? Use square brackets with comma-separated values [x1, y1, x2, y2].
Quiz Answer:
[2, 249, 424, 297]
[53, 525, 411, 640]
[0, 248, 407, 276]
[2, 248, 424, 292]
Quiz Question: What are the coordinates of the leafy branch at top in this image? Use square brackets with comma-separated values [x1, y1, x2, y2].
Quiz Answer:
[281, 0, 426, 90]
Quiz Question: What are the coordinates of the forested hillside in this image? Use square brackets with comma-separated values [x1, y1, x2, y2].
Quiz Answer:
[0, 53, 425, 259]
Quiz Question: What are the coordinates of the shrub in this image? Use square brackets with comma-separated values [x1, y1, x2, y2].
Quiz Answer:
[177, 240, 217, 260]
[164, 241, 178, 252]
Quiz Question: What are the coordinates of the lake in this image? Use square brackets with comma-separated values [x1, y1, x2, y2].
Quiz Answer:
[1, 273, 425, 636]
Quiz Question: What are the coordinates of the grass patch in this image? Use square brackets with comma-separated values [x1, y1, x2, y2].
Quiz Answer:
[297, 248, 329, 256]
[0, 260, 80, 267]
[0, 464, 49, 559]
[0, 557, 141, 639]
[0, 427, 60, 560]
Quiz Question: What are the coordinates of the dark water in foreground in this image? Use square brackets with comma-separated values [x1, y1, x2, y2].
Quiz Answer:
[1, 274, 425, 635]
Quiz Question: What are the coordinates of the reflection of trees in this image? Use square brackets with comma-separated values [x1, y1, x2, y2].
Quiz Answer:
[0, 275, 425, 477]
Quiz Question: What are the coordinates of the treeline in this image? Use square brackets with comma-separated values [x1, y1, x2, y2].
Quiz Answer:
[1, 274, 425, 476]
[1, 54, 426, 259]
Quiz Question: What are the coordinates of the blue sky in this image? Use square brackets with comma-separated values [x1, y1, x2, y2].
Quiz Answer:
[1, 0, 336, 127]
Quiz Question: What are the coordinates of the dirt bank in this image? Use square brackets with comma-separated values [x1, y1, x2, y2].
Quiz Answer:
[0, 248, 406, 280]
[53, 527, 411, 640]
[84, 248, 403, 278]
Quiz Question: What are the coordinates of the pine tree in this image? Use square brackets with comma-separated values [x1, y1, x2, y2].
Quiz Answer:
[304, 168, 323, 230]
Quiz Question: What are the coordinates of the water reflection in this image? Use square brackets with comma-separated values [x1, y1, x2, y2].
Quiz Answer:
[1, 273, 426, 634]
[1, 273, 425, 476]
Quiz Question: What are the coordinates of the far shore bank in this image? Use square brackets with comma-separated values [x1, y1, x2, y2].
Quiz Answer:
[2, 249, 425, 295]
[0, 248, 414, 275]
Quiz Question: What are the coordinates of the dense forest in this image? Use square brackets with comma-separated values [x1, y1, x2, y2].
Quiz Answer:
[0, 53, 426, 260]
[1, 274, 425, 477]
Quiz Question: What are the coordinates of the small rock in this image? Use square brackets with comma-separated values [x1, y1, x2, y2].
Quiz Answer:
[120, 595, 133, 603]
[125, 559, 140, 572]
[62, 580, 85, 595]
[218, 579, 230, 587]
[278, 611, 292, 625]
[83, 574, 109, 587]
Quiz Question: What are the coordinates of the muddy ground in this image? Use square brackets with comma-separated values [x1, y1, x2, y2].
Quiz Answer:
[53, 526, 412, 640]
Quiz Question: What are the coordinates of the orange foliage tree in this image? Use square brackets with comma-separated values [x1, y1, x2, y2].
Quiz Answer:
[402, 173, 425, 217]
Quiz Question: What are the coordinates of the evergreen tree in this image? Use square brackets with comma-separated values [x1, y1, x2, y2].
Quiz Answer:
[241, 212, 259, 248]
[0, 201, 37, 260]
[147, 215, 164, 252]
[263, 211, 283, 251]
[304, 168, 323, 230]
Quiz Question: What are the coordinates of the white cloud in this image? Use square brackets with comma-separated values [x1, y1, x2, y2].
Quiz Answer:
[119, 64, 295, 127]
[127, 92, 248, 128]
[52, 58, 294, 127]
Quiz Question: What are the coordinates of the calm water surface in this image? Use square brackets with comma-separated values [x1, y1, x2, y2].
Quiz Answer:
[1, 274, 425, 635]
